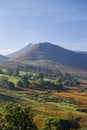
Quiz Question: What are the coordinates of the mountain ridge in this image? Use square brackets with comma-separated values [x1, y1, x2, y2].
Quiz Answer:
[6, 42, 87, 70]
[7, 43, 34, 58]
[0, 54, 9, 62]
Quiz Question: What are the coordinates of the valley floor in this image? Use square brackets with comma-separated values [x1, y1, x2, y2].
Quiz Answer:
[0, 87, 87, 129]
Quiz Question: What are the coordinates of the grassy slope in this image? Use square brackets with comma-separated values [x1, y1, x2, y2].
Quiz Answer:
[0, 87, 87, 129]
[12, 42, 87, 70]
[0, 72, 87, 129]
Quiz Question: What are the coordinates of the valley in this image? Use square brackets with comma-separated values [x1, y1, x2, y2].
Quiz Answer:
[0, 43, 87, 129]
[0, 67, 87, 129]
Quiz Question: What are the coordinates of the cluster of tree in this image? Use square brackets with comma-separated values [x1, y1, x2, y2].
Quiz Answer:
[6, 68, 20, 76]
[28, 72, 80, 90]
[17, 65, 62, 79]
[0, 72, 63, 90]
[0, 103, 82, 130]
[0, 76, 15, 89]
[0, 68, 20, 76]
[0, 68, 80, 90]
[61, 73, 80, 87]
[20, 72, 44, 81]
[17, 73, 63, 90]
[17, 65, 80, 86]
[20, 72, 80, 88]
[42, 116, 80, 130]
[0, 69, 4, 74]
[42, 118, 71, 130]
[0, 103, 37, 130]
[63, 79, 80, 86]
[17, 75, 30, 88]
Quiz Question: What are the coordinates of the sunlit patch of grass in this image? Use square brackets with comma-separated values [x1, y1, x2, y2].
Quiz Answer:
[8, 76, 20, 85]
[34, 114, 49, 130]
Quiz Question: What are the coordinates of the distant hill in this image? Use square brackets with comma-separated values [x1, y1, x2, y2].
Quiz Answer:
[7, 43, 34, 58]
[75, 51, 87, 54]
[8, 42, 87, 70]
[0, 54, 9, 62]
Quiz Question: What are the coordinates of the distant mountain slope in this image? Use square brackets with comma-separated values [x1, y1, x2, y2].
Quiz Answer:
[0, 54, 9, 62]
[7, 42, 87, 69]
[75, 51, 87, 54]
[7, 43, 34, 58]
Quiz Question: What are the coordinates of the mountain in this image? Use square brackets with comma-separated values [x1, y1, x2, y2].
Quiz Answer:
[75, 51, 87, 54]
[8, 42, 87, 70]
[0, 54, 9, 62]
[7, 43, 34, 58]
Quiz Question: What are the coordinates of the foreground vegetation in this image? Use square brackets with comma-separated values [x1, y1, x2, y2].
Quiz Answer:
[0, 102, 83, 130]
[0, 67, 87, 129]
[0, 103, 37, 130]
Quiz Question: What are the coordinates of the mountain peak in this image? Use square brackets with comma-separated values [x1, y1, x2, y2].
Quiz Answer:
[38, 42, 54, 46]
[27, 43, 33, 46]
[7, 42, 87, 69]
[39, 42, 51, 44]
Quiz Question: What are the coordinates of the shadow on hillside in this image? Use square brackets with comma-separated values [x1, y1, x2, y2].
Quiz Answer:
[0, 93, 25, 103]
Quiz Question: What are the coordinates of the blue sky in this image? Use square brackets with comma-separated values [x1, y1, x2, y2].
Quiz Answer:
[0, 0, 87, 55]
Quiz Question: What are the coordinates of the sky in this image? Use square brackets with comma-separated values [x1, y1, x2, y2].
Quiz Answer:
[0, 0, 87, 55]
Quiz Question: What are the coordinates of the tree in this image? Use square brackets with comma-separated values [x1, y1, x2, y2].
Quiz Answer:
[0, 69, 4, 74]
[42, 118, 71, 130]
[63, 73, 73, 81]
[69, 116, 80, 130]
[28, 73, 33, 80]
[21, 75, 30, 87]
[63, 80, 70, 86]
[6, 68, 20, 76]
[30, 82, 38, 89]
[54, 78, 63, 90]
[35, 72, 44, 80]
[8, 81, 15, 89]
[67, 113, 80, 130]
[13, 69, 19, 76]
[0, 103, 37, 130]
[0, 76, 15, 89]
[0, 76, 8, 88]
[17, 80, 24, 88]
[36, 78, 44, 88]
[6, 68, 14, 75]
[36, 78, 51, 89]
[17, 74, 30, 88]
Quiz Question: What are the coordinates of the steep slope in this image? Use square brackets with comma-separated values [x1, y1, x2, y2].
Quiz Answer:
[7, 43, 34, 58]
[0, 54, 9, 62]
[10, 42, 87, 69]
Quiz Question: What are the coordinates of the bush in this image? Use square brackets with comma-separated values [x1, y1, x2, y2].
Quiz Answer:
[41, 118, 71, 130]
[17, 80, 24, 88]
[0, 103, 37, 130]
[0, 69, 4, 74]
[0, 76, 15, 89]
[8, 81, 15, 89]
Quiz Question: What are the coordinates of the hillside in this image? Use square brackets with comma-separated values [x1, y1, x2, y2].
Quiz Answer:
[0, 54, 9, 62]
[8, 42, 87, 70]
[7, 43, 34, 58]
